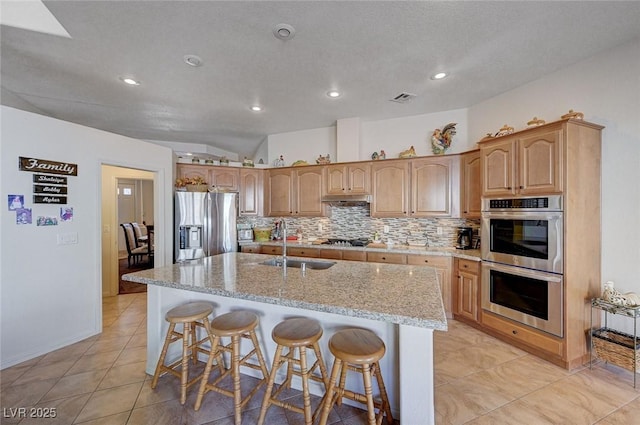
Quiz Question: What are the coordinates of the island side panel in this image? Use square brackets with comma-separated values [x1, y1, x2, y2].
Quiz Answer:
[146, 285, 402, 416]
[400, 324, 435, 425]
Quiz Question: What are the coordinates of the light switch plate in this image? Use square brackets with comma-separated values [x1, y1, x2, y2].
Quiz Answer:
[383, 225, 389, 233]
[57, 232, 78, 245]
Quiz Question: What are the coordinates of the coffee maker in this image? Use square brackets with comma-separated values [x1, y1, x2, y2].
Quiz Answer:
[456, 227, 473, 250]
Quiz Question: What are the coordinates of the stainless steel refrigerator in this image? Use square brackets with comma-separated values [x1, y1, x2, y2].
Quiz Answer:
[175, 191, 238, 262]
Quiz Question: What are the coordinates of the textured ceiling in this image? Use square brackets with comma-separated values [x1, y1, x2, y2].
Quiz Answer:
[2, 1, 640, 158]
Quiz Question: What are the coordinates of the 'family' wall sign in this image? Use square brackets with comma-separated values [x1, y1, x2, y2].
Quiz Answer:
[19, 157, 78, 176]
[19, 156, 77, 205]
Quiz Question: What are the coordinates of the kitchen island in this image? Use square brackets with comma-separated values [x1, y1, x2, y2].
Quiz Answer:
[123, 252, 447, 424]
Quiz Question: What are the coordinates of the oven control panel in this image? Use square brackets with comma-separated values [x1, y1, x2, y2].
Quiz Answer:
[484, 195, 562, 211]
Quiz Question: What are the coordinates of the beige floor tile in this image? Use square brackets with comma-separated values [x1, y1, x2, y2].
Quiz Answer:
[126, 399, 186, 425]
[18, 393, 91, 425]
[435, 377, 512, 424]
[465, 399, 557, 425]
[65, 350, 122, 376]
[97, 361, 147, 390]
[594, 395, 640, 424]
[0, 378, 59, 419]
[84, 335, 132, 356]
[37, 340, 94, 366]
[74, 381, 143, 423]
[134, 379, 181, 409]
[72, 411, 130, 425]
[113, 345, 147, 367]
[41, 368, 109, 402]
[11, 359, 77, 386]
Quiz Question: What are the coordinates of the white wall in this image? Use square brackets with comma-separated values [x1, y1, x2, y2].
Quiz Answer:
[362, 108, 470, 158]
[267, 126, 336, 166]
[0, 106, 175, 368]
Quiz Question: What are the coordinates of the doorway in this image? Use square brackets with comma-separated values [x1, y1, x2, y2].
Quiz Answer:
[101, 166, 155, 297]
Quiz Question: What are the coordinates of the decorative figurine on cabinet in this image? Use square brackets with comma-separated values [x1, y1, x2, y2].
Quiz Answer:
[398, 145, 417, 158]
[316, 154, 331, 164]
[273, 155, 285, 167]
[379, 150, 386, 159]
[431, 122, 457, 155]
[371, 151, 379, 160]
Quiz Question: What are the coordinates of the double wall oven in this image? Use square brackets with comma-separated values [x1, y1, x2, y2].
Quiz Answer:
[481, 195, 564, 337]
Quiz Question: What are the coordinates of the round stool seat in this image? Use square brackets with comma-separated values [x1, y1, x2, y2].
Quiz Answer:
[329, 329, 385, 365]
[165, 302, 213, 323]
[210, 311, 259, 336]
[272, 318, 323, 347]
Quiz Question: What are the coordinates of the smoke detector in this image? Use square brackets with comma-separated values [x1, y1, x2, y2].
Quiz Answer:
[273, 23, 295, 40]
[184, 54, 203, 67]
[389, 92, 416, 103]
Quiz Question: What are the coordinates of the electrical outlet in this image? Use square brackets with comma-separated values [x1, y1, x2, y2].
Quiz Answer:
[383, 225, 389, 234]
[437, 227, 443, 235]
[57, 232, 78, 245]
[318, 223, 323, 233]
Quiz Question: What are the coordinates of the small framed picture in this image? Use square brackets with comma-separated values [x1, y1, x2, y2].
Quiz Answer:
[37, 216, 58, 226]
[60, 207, 74, 222]
[8, 194, 24, 210]
[16, 208, 32, 225]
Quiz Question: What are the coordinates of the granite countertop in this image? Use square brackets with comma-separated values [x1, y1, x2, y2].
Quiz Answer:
[123, 252, 447, 330]
[247, 240, 482, 261]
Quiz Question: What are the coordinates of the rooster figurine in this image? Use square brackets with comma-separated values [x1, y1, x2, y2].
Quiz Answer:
[431, 123, 457, 154]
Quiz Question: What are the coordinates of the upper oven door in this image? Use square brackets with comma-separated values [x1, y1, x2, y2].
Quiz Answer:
[481, 210, 563, 274]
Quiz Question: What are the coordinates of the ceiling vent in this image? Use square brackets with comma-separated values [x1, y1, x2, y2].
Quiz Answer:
[389, 92, 416, 103]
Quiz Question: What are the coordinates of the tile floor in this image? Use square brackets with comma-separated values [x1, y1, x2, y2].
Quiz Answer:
[1, 293, 639, 424]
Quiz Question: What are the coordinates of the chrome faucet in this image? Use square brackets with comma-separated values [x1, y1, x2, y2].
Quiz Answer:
[280, 218, 288, 265]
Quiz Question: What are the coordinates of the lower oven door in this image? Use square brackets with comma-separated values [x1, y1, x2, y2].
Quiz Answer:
[482, 262, 563, 338]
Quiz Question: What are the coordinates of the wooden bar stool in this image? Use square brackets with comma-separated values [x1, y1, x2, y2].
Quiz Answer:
[194, 310, 269, 425]
[151, 301, 217, 405]
[258, 318, 329, 425]
[318, 328, 394, 425]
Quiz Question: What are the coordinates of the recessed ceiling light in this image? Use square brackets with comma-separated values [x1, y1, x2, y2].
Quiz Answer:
[273, 23, 295, 40]
[431, 72, 447, 80]
[184, 54, 203, 67]
[120, 77, 140, 86]
[250, 105, 262, 112]
[327, 90, 341, 98]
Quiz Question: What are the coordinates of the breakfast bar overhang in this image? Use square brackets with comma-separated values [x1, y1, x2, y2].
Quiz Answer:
[124, 252, 448, 424]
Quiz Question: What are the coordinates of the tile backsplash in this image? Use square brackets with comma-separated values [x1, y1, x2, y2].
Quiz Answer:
[238, 205, 480, 247]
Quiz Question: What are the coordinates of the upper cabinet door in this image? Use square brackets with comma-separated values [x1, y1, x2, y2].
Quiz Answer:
[481, 138, 516, 197]
[518, 129, 563, 195]
[210, 168, 239, 191]
[411, 157, 457, 217]
[295, 167, 324, 216]
[462, 150, 481, 218]
[177, 164, 209, 183]
[370, 161, 410, 217]
[267, 169, 294, 216]
[325, 165, 347, 195]
[347, 164, 370, 194]
[239, 169, 263, 216]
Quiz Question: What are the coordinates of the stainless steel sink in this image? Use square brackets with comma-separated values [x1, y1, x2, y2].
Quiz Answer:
[261, 258, 336, 270]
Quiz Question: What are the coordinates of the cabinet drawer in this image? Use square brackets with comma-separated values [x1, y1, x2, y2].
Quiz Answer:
[342, 251, 366, 262]
[457, 258, 480, 274]
[260, 245, 283, 255]
[319, 249, 343, 260]
[406, 255, 450, 268]
[241, 245, 260, 253]
[287, 247, 319, 258]
[482, 311, 563, 357]
[367, 252, 407, 264]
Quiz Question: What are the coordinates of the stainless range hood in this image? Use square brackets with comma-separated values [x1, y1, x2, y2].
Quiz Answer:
[321, 194, 371, 206]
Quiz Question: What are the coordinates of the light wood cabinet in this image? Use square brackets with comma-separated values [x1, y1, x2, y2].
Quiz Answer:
[319, 249, 343, 260]
[370, 161, 410, 217]
[325, 163, 370, 195]
[407, 255, 452, 318]
[260, 245, 283, 255]
[267, 166, 325, 217]
[366, 252, 407, 264]
[454, 259, 480, 323]
[481, 128, 562, 197]
[239, 169, 263, 216]
[461, 150, 481, 218]
[478, 118, 604, 370]
[342, 251, 366, 262]
[176, 164, 239, 191]
[287, 247, 320, 258]
[241, 245, 260, 253]
[410, 156, 460, 217]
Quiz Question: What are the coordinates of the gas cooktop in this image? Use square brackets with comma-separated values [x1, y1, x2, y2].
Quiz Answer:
[321, 238, 371, 247]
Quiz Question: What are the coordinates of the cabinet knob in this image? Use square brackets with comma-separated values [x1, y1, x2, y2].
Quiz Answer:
[382, 257, 386, 260]
[507, 186, 512, 190]
[512, 330, 518, 335]
[424, 260, 429, 263]
[463, 264, 468, 268]
[519, 185, 524, 189]
[412, 211, 415, 214]
[342, 188, 345, 191]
